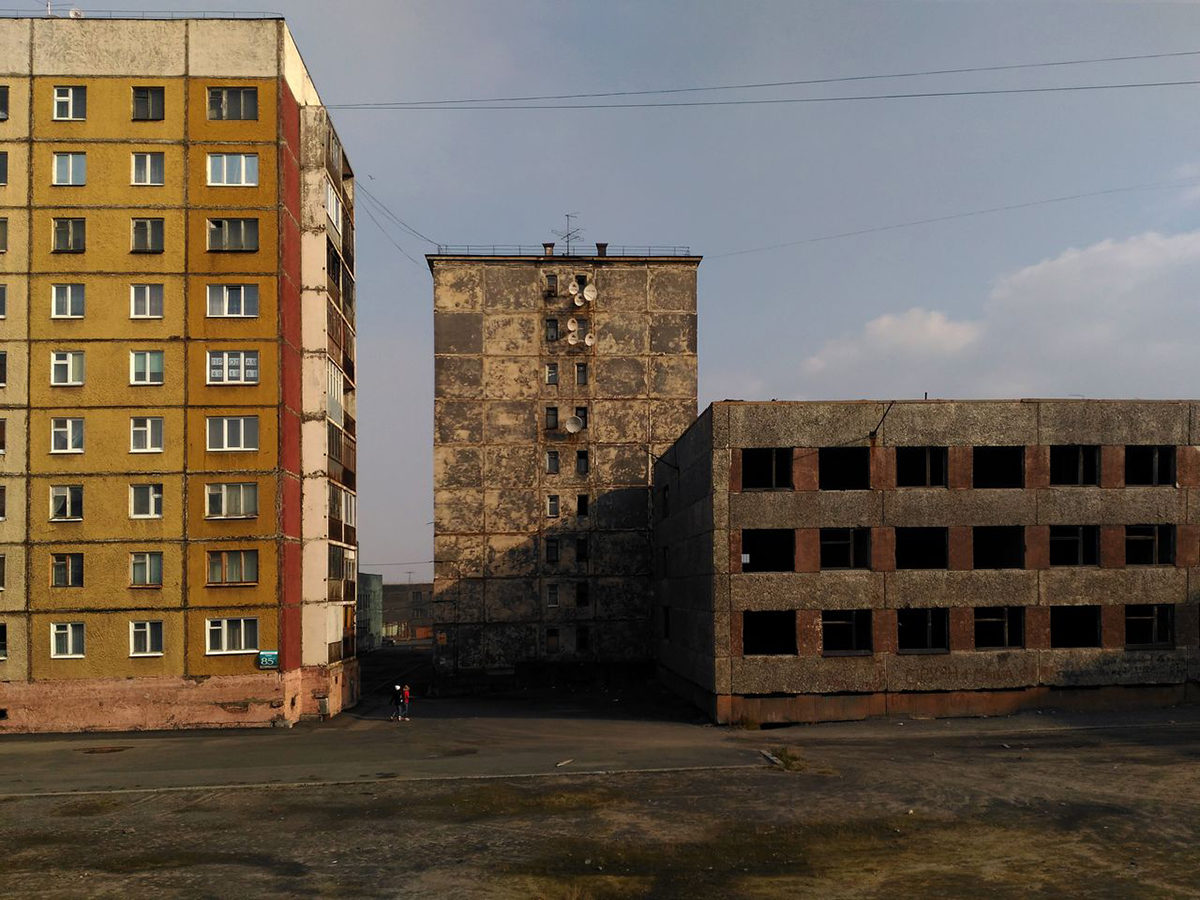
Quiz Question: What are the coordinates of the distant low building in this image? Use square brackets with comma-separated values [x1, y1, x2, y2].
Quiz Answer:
[357, 574, 384, 653]
[383, 582, 433, 644]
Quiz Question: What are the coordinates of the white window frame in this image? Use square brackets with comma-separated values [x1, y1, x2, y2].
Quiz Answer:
[207, 218, 259, 252]
[52, 86, 86, 121]
[206, 283, 259, 318]
[207, 87, 258, 121]
[326, 178, 343, 233]
[206, 482, 258, 519]
[0, 283, 7, 318]
[51, 283, 84, 318]
[130, 151, 165, 186]
[50, 348, 85, 386]
[206, 416, 258, 451]
[130, 283, 164, 319]
[52, 152, 86, 186]
[131, 217, 164, 253]
[130, 619, 164, 657]
[207, 350, 259, 385]
[206, 616, 259, 654]
[206, 550, 259, 586]
[51, 621, 85, 657]
[130, 552, 163, 587]
[130, 416, 164, 453]
[51, 218, 85, 252]
[50, 484, 83, 521]
[50, 417, 83, 453]
[130, 350, 165, 385]
[51, 554, 83, 587]
[129, 483, 164, 519]
[207, 152, 259, 186]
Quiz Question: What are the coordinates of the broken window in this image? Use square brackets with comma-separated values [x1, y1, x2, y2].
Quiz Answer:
[576, 450, 589, 476]
[897, 608, 950, 653]
[1125, 445, 1175, 486]
[575, 581, 590, 607]
[1125, 604, 1174, 649]
[545, 363, 558, 385]
[545, 273, 558, 297]
[896, 446, 947, 488]
[574, 406, 588, 428]
[546, 450, 560, 474]
[822, 609, 872, 654]
[819, 447, 870, 490]
[972, 526, 1025, 569]
[740, 529, 795, 572]
[974, 606, 1024, 649]
[819, 527, 871, 570]
[742, 610, 797, 655]
[973, 446, 1024, 489]
[1125, 524, 1174, 566]
[545, 538, 559, 564]
[576, 537, 589, 563]
[545, 407, 558, 430]
[576, 624, 590, 652]
[895, 527, 948, 569]
[1050, 445, 1100, 486]
[1049, 605, 1101, 648]
[545, 318, 559, 341]
[546, 627, 559, 653]
[576, 494, 589, 516]
[741, 448, 793, 490]
[1049, 525, 1099, 566]
[546, 495, 559, 517]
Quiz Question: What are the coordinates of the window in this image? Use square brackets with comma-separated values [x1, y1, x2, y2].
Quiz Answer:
[130, 152, 165, 186]
[208, 153, 259, 186]
[545, 538, 559, 564]
[51, 417, 83, 453]
[52, 152, 86, 185]
[130, 620, 164, 656]
[576, 450, 589, 476]
[131, 218, 164, 253]
[207, 87, 258, 121]
[545, 318, 559, 341]
[1125, 445, 1175, 486]
[741, 528, 795, 572]
[52, 218, 85, 252]
[130, 484, 163, 518]
[546, 627, 560, 653]
[1050, 605, 1101, 648]
[545, 407, 558, 430]
[819, 527, 871, 570]
[53, 86, 86, 120]
[206, 483, 258, 518]
[575, 274, 588, 290]
[0, 622, 6, 659]
[742, 448, 793, 490]
[0, 284, 7, 317]
[0, 351, 6, 386]
[50, 484, 83, 520]
[545, 363, 558, 385]
[131, 86, 165, 121]
[897, 608, 950, 653]
[577, 494, 589, 517]
[822, 609, 872, 654]
[0, 485, 6, 519]
[1126, 524, 1175, 566]
[52, 283, 84, 319]
[896, 446, 948, 487]
[51, 553, 84, 587]
[576, 581, 590, 607]
[130, 284, 164, 318]
[207, 550, 259, 585]
[973, 446, 1024, 488]
[0, 85, 7, 121]
[207, 617, 259, 654]
[576, 537, 589, 563]
[51, 622, 85, 657]
[206, 284, 259, 317]
[545, 274, 558, 296]
[574, 406, 588, 429]
[0, 419, 5, 454]
[130, 350, 164, 385]
[130, 417, 164, 452]
[742, 610, 797, 656]
[206, 416, 259, 451]
[130, 552, 163, 587]
[207, 218, 259, 252]
[547, 494, 559, 517]
[819, 447, 870, 490]
[546, 450, 560, 474]
[575, 362, 588, 385]
[207, 350, 259, 385]
[576, 624, 590, 653]
[1049, 525, 1099, 566]
[0, 150, 6, 185]
[325, 178, 343, 230]
[0, 218, 5, 252]
[1050, 445, 1100, 486]
[1125, 604, 1174, 649]
[895, 527, 949, 569]
[972, 526, 1025, 569]
[546, 584, 559, 608]
[974, 606, 1024, 649]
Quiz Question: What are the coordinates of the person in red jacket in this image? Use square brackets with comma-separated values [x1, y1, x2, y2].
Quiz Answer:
[400, 684, 411, 721]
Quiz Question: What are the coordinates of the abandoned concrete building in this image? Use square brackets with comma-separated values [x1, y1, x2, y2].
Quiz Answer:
[430, 244, 699, 677]
[653, 400, 1200, 724]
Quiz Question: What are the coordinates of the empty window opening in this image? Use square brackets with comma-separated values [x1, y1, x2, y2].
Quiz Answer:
[574, 406, 588, 429]
[741, 529, 795, 572]
[819, 527, 871, 570]
[974, 606, 1024, 649]
[973, 526, 1025, 569]
[1125, 445, 1175, 486]
[546, 450, 560, 474]
[545, 407, 558, 430]
[897, 608, 950, 653]
[1126, 524, 1175, 566]
[896, 446, 947, 488]
[822, 609, 872, 655]
[576, 537, 589, 563]
[575, 274, 588, 289]
[546, 627, 560, 653]
[1049, 525, 1099, 566]
[1125, 604, 1174, 649]
[575, 582, 590, 607]
[741, 448, 793, 490]
[545, 274, 558, 296]
[1050, 445, 1100, 486]
[575, 363, 588, 385]
[576, 494, 589, 516]
[545, 538, 559, 564]
[1050, 605, 1101, 648]
[576, 624, 590, 653]
[895, 527, 948, 569]
[818, 447, 870, 490]
[545, 318, 559, 341]
[576, 450, 589, 476]
[742, 610, 797, 655]
[973, 446, 1025, 489]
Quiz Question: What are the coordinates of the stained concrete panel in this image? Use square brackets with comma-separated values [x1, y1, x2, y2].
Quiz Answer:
[649, 266, 698, 311]
[434, 577, 484, 621]
[650, 399, 698, 444]
[724, 402, 886, 449]
[0, 20, 31, 75]
[594, 576, 653, 619]
[650, 313, 697, 354]
[484, 489, 539, 534]
[1036, 648, 1187, 687]
[886, 489, 1036, 526]
[434, 313, 482, 355]
[732, 655, 886, 695]
[592, 400, 649, 444]
[595, 532, 651, 576]
[433, 446, 482, 488]
[484, 445, 539, 487]
[594, 357, 647, 397]
[1038, 567, 1185, 606]
[1037, 487, 1184, 524]
[1037, 401, 1190, 445]
[483, 266, 539, 310]
[434, 356, 483, 399]
[881, 401, 1039, 446]
[484, 357, 540, 399]
[485, 535, 539, 577]
[433, 535, 485, 578]
[597, 314, 649, 354]
[593, 487, 649, 530]
[483, 401, 537, 444]
[729, 491, 883, 529]
[595, 267, 648, 311]
[33, 19, 186, 75]
[187, 19, 278, 77]
[435, 400, 483, 445]
[885, 652, 1038, 692]
[432, 264, 483, 311]
[596, 445, 648, 485]
[887, 570, 1039, 608]
[480, 622, 540, 667]
[434, 489, 485, 535]
[650, 357, 697, 398]
[729, 571, 885, 610]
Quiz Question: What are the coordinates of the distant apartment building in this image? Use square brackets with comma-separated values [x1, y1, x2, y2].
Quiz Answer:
[654, 400, 1200, 724]
[382, 581, 432, 643]
[0, 16, 358, 732]
[357, 572, 383, 653]
[430, 244, 699, 677]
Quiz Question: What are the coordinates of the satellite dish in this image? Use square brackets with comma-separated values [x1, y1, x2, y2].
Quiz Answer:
[68, 7, 85, 16]
[566, 317, 578, 331]
[568, 282, 580, 295]
[583, 284, 597, 302]
[567, 333, 580, 345]
[573, 295, 585, 307]
[564, 416, 583, 434]
[584, 333, 596, 347]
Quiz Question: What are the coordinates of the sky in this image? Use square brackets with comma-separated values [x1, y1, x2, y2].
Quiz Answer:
[43, 0, 1200, 583]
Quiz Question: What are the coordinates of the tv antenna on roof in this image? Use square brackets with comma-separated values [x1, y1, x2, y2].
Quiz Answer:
[551, 212, 583, 256]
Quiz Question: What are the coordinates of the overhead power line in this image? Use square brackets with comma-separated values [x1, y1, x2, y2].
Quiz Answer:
[358, 201, 424, 269]
[331, 48, 1200, 108]
[357, 183, 439, 246]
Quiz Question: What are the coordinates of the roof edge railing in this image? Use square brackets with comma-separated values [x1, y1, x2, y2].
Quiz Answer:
[432, 244, 693, 257]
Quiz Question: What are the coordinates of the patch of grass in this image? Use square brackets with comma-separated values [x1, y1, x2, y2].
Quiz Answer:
[52, 797, 127, 818]
[769, 746, 839, 776]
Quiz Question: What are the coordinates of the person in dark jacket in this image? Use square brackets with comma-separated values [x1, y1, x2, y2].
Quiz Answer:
[390, 684, 403, 721]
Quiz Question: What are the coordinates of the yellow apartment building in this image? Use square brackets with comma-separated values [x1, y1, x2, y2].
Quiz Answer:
[0, 15, 358, 732]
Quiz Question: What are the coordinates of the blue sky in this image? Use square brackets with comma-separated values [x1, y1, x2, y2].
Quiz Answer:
[51, 0, 1200, 582]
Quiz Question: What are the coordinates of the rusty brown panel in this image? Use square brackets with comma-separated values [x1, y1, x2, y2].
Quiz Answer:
[872, 608, 898, 654]
[797, 609, 821, 656]
[1026, 445, 1050, 489]
[1178, 445, 1200, 487]
[1100, 604, 1125, 649]
[793, 448, 819, 491]
[949, 526, 973, 571]
[796, 528, 821, 573]
[871, 527, 896, 572]
[1025, 525, 1050, 570]
[870, 445, 896, 491]
[949, 606, 975, 651]
[1100, 525, 1126, 569]
[1025, 606, 1050, 649]
[730, 530, 742, 575]
[1177, 525, 1200, 568]
[1100, 445, 1125, 489]
[948, 445, 973, 490]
